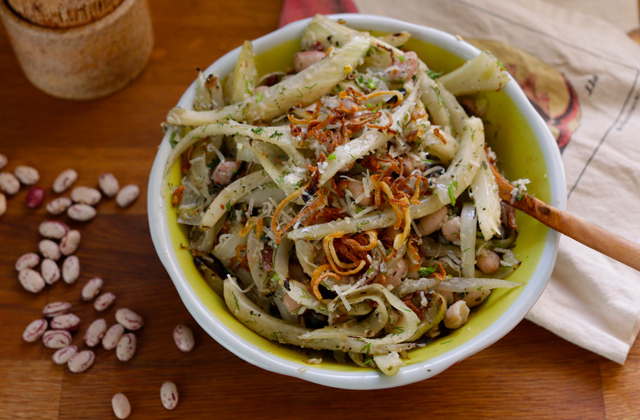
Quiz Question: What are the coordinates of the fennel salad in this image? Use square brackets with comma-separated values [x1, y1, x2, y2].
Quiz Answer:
[162, 15, 522, 376]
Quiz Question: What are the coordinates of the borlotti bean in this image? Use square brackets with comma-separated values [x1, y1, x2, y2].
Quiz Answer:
[18, 268, 45, 293]
[116, 333, 137, 362]
[0, 172, 20, 195]
[68, 350, 95, 373]
[15, 253, 40, 271]
[102, 324, 125, 350]
[115, 308, 144, 330]
[43, 330, 72, 349]
[111, 393, 131, 419]
[98, 173, 119, 197]
[62, 256, 80, 284]
[52, 169, 77, 193]
[52, 345, 77, 365]
[173, 324, 195, 352]
[84, 318, 108, 347]
[25, 187, 45, 208]
[81, 277, 103, 301]
[0, 192, 5, 217]
[160, 381, 179, 410]
[38, 220, 69, 239]
[41, 258, 61, 285]
[59, 230, 81, 256]
[67, 204, 97, 221]
[0, 154, 6, 169]
[71, 186, 101, 206]
[22, 319, 48, 342]
[50, 313, 81, 331]
[94, 292, 116, 311]
[38, 239, 61, 261]
[46, 197, 72, 215]
[43, 301, 72, 317]
[14, 165, 39, 185]
[116, 184, 139, 208]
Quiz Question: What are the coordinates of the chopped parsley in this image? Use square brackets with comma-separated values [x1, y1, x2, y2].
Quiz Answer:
[419, 266, 438, 277]
[426, 69, 443, 79]
[169, 132, 178, 148]
[251, 127, 264, 135]
[448, 184, 456, 206]
[269, 130, 283, 140]
[327, 154, 336, 160]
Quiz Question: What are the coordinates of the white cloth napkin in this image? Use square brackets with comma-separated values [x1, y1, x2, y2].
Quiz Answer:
[353, 0, 640, 363]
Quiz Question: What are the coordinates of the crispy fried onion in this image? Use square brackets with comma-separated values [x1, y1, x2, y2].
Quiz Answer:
[311, 264, 341, 300]
[272, 186, 326, 244]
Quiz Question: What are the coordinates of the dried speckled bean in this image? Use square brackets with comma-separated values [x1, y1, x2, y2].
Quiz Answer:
[52, 345, 77, 365]
[62, 256, 80, 284]
[112, 393, 131, 419]
[173, 324, 195, 352]
[160, 381, 179, 410]
[22, 319, 48, 342]
[84, 318, 107, 347]
[18, 268, 45, 293]
[67, 204, 96, 221]
[68, 350, 95, 373]
[0, 154, 6, 170]
[0, 192, 5, 217]
[98, 173, 119, 197]
[60, 230, 81, 256]
[0, 172, 20, 195]
[116, 184, 139, 208]
[43, 301, 72, 317]
[46, 197, 72, 215]
[71, 186, 101, 206]
[115, 308, 144, 331]
[102, 324, 125, 350]
[38, 220, 69, 239]
[50, 313, 81, 331]
[41, 258, 61, 285]
[43, 330, 72, 349]
[94, 292, 116, 311]
[52, 169, 77, 193]
[14, 166, 39, 185]
[81, 277, 103, 301]
[39, 239, 61, 261]
[15, 253, 40, 271]
[25, 187, 45, 208]
[116, 333, 137, 361]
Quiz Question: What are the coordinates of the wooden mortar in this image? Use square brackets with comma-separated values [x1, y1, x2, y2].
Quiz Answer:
[0, 0, 153, 100]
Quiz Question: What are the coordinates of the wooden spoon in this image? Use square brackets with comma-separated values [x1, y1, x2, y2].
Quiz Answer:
[490, 164, 640, 271]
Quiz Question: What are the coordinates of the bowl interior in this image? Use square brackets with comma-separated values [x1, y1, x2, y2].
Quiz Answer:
[154, 15, 562, 389]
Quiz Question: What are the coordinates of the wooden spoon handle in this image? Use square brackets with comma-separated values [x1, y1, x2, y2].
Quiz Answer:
[490, 165, 640, 271]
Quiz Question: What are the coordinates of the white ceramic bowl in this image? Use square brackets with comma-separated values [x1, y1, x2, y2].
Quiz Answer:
[148, 14, 566, 389]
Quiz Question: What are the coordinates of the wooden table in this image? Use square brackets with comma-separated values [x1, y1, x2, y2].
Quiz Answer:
[0, 1, 638, 419]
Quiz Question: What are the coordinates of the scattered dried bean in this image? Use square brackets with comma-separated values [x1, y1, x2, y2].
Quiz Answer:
[173, 324, 195, 352]
[81, 277, 103, 301]
[71, 186, 101, 206]
[160, 381, 179, 410]
[38, 220, 69, 239]
[18, 268, 45, 293]
[41, 258, 61, 285]
[112, 393, 131, 419]
[14, 166, 39, 185]
[102, 324, 125, 350]
[85, 318, 108, 347]
[115, 308, 144, 331]
[39, 239, 61, 261]
[46, 197, 72, 215]
[52, 169, 77, 193]
[116, 184, 139, 208]
[116, 333, 137, 361]
[22, 319, 48, 342]
[25, 187, 45, 208]
[15, 253, 40, 271]
[98, 173, 119, 197]
[0, 172, 20, 195]
[67, 204, 96, 221]
[52, 345, 77, 365]
[43, 330, 72, 349]
[51, 313, 81, 331]
[94, 292, 116, 311]
[60, 230, 81, 256]
[0, 192, 5, 217]
[62, 256, 80, 284]
[43, 301, 72, 317]
[68, 350, 95, 373]
[0, 154, 6, 170]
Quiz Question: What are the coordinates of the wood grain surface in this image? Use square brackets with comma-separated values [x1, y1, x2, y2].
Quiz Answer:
[0, 1, 638, 419]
